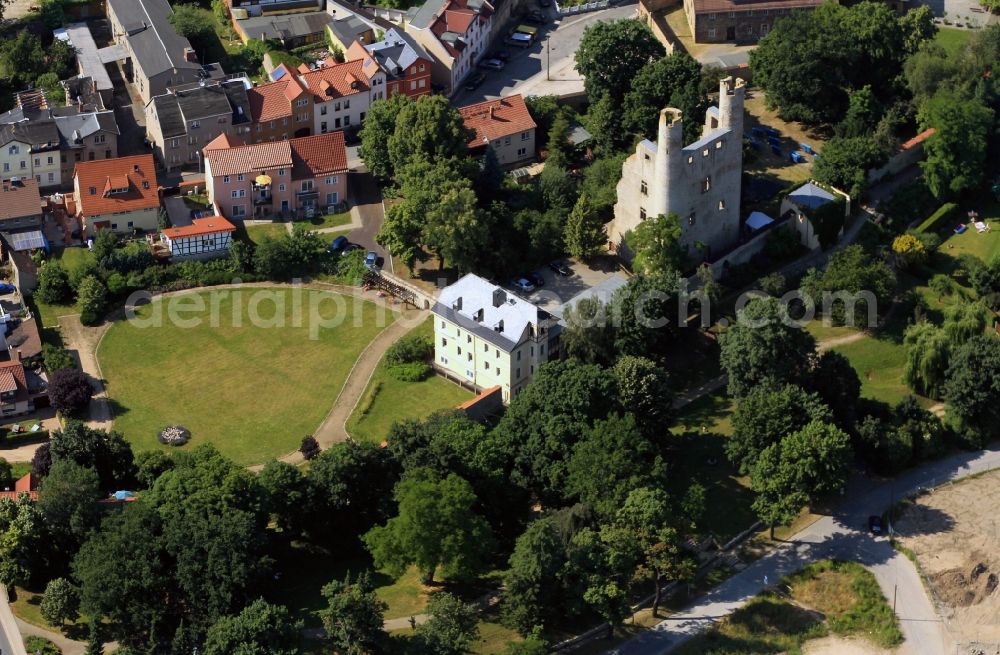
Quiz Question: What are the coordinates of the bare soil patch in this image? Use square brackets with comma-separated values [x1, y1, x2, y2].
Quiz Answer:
[895, 470, 1000, 644]
[803, 635, 896, 655]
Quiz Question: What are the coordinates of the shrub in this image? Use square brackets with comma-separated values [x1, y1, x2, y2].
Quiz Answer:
[300, 435, 320, 460]
[40, 577, 80, 625]
[157, 425, 191, 446]
[915, 202, 958, 234]
[387, 361, 432, 382]
[24, 636, 60, 655]
[385, 335, 433, 366]
[42, 344, 76, 372]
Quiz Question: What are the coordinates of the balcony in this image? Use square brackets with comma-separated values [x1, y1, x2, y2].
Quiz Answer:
[253, 174, 273, 206]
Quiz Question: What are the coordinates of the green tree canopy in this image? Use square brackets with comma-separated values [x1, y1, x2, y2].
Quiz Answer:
[49, 421, 136, 492]
[630, 213, 687, 278]
[412, 592, 480, 655]
[728, 384, 833, 475]
[40, 577, 80, 626]
[363, 470, 494, 583]
[203, 599, 301, 655]
[622, 51, 705, 144]
[918, 90, 994, 198]
[360, 93, 410, 181]
[564, 192, 605, 261]
[387, 95, 471, 172]
[319, 572, 387, 655]
[801, 244, 897, 326]
[576, 19, 665, 105]
[944, 335, 1000, 446]
[719, 296, 817, 397]
[614, 355, 674, 437]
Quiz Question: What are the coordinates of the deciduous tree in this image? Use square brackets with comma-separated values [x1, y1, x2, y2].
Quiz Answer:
[630, 213, 687, 278]
[564, 193, 604, 261]
[319, 572, 387, 655]
[944, 335, 1000, 446]
[203, 599, 301, 655]
[918, 91, 994, 198]
[40, 577, 80, 626]
[576, 19, 664, 104]
[48, 368, 94, 417]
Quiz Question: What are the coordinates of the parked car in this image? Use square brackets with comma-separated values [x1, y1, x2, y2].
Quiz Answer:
[511, 278, 535, 293]
[868, 515, 883, 535]
[464, 72, 487, 90]
[328, 235, 348, 253]
[490, 50, 510, 61]
[525, 271, 545, 287]
[478, 58, 505, 71]
[0, 283, 15, 294]
[548, 260, 571, 276]
[524, 10, 546, 23]
[365, 251, 379, 270]
[508, 31, 533, 47]
[341, 243, 362, 256]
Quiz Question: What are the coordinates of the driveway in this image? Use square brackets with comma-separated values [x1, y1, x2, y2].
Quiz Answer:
[345, 171, 389, 265]
[520, 257, 622, 311]
[450, 2, 639, 106]
[611, 446, 1000, 655]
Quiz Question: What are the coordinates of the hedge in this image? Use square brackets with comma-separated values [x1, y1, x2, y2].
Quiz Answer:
[916, 203, 959, 234]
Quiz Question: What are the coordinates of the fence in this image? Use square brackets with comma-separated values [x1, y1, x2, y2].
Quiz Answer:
[557, 0, 612, 16]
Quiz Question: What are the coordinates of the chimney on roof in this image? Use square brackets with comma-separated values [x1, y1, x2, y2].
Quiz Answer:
[492, 288, 506, 307]
[493, 319, 504, 333]
[183, 47, 199, 64]
[452, 297, 462, 311]
[489, 105, 495, 120]
[133, 164, 140, 172]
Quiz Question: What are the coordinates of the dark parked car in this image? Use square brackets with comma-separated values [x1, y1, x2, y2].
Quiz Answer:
[548, 260, 571, 276]
[0, 283, 15, 294]
[511, 278, 535, 293]
[868, 515, 883, 535]
[538, 0, 551, 6]
[328, 235, 348, 252]
[341, 243, 362, 256]
[524, 9, 546, 23]
[525, 271, 545, 287]
[490, 50, 510, 61]
[464, 72, 487, 90]
[478, 58, 505, 71]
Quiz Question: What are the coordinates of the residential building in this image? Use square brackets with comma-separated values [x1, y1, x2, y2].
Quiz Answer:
[779, 181, 850, 250]
[458, 94, 536, 167]
[53, 23, 115, 109]
[0, 123, 61, 189]
[682, 0, 823, 43]
[247, 71, 314, 143]
[73, 154, 160, 237]
[159, 214, 237, 259]
[0, 179, 43, 235]
[405, 0, 494, 93]
[0, 357, 36, 417]
[433, 274, 561, 402]
[326, 15, 377, 52]
[53, 112, 120, 185]
[203, 131, 348, 221]
[234, 11, 332, 47]
[227, 0, 323, 15]
[300, 59, 377, 135]
[106, 0, 206, 104]
[345, 29, 433, 98]
[609, 76, 745, 259]
[146, 79, 253, 170]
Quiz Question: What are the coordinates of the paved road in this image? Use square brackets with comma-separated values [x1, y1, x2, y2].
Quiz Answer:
[611, 446, 1000, 655]
[451, 2, 639, 106]
[0, 586, 26, 655]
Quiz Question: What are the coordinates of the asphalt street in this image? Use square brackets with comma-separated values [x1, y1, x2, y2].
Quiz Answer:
[611, 446, 1000, 655]
[450, 2, 640, 106]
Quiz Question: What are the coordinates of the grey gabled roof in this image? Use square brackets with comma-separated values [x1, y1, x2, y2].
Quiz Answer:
[151, 80, 251, 138]
[366, 29, 430, 78]
[176, 84, 234, 123]
[788, 182, 835, 210]
[107, 0, 202, 77]
[237, 11, 332, 42]
[149, 94, 185, 138]
[408, 0, 442, 30]
[328, 15, 372, 45]
[54, 111, 119, 147]
[0, 121, 60, 150]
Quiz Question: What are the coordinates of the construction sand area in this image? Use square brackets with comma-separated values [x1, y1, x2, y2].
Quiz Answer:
[895, 469, 1000, 652]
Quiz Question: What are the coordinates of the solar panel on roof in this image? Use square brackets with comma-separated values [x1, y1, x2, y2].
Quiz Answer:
[9, 230, 47, 252]
[271, 68, 286, 81]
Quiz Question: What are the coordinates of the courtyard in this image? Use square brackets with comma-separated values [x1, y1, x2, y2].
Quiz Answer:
[97, 287, 393, 465]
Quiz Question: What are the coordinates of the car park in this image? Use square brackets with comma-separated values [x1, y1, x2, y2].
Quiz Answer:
[548, 260, 571, 276]
[465, 72, 487, 90]
[327, 235, 348, 253]
[511, 278, 535, 293]
[478, 58, 505, 71]
[525, 272, 545, 287]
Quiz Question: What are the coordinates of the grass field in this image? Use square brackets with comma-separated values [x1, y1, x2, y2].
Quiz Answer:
[11, 586, 91, 640]
[676, 560, 901, 654]
[98, 288, 392, 465]
[243, 223, 289, 245]
[305, 211, 352, 230]
[33, 246, 96, 327]
[347, 317, 473, 444]
[669, 393, 758, 542]
[935, 27, 972, 55]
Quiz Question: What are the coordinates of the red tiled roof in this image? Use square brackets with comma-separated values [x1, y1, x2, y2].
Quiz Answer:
[206, 133, 348, 180]
[0, 370, 17, 394]
[458, 94, 536, 147]
[291, 132, 349, 178]
[0, 358, 29, 403]
[248, 77, 307, 123]
[15, 473, 35, 493]
[162, 215, 236, 239]
[74, 154, 159, 218]
[204, 133, 245, 152]
[300, 59, 371, 101]
[692, 0, 822, 12]
[0, 178, 42, 222]
[206, 140, 293, 178]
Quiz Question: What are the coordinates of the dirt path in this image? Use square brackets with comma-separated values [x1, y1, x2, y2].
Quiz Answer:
[56, 315, 114, 432]
[816, 331, 870, 351]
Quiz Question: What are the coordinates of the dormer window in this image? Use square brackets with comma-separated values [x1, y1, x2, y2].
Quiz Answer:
[142, 181, 149, 190]
[8, 145, 17, 155]
[89, 186, 96, 195]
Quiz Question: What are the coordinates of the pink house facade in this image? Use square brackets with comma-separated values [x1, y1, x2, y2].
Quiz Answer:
[203, 131, 348, 221]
